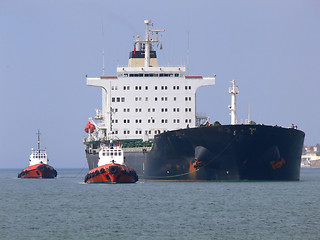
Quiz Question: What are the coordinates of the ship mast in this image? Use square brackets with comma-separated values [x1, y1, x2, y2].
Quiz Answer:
[36, 129, 41, 152]
[228, 80, 239, 125]
[144, 20, 151, 67]
[137, 20, 164, 67]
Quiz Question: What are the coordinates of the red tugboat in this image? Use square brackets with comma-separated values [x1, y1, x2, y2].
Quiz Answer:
[84, 141, 138, 184]
[18, 130, 57, 179]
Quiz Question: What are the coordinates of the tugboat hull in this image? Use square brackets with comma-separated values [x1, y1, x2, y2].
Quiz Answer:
[84, 163, 138, 184]
[18, 163, 57, 179]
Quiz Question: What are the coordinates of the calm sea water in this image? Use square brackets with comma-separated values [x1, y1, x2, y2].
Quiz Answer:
[1, 168, 319, 240]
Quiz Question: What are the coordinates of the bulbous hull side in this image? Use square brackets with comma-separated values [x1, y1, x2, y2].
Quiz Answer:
[144, 125, 305, 181]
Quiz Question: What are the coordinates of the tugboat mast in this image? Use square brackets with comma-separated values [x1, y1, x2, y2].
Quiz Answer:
[228, 80, 239, 125]
[37, 130, 41, 152]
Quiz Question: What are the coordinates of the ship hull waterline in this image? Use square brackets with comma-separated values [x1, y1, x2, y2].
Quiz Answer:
[84, 125, 305, 181]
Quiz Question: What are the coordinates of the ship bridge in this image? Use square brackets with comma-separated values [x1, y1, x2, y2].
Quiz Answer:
[116, 66, 186, 78]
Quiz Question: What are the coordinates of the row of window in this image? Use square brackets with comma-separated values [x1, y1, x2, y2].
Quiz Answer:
[172, 119, 192, 123]
[166, 108, 193, 112]
[32, 154, 47, 159]
[112, 125, 193, 136]
[162, 119, 192, 123]
[111, 97, 125, 102]
[113, 96, 191, 103]
[120, 73, 182, 78]
[112, 118, 193, 124]
[112, 85, 192, 91]
[135, 86, 169, 90]
[122, 130, 151, 135]
[173, 86, 192, 90]
[112, 107, 192, 113]
[113, 130, 164, 135]
[102, 151, 122, 157]
[135, 96, 172, 102]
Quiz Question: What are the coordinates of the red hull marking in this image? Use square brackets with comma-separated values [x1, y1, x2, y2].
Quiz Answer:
[100, 76, 117, 79]
[185, 76, 203, 79]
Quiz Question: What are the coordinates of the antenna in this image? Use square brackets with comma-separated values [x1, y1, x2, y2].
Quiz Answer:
[247, 102, 251, 123]
[187, 31, 190, 75]
[102, 21, 105, 76]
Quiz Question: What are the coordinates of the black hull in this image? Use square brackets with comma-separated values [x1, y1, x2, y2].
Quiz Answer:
[85, 125, 305, 181]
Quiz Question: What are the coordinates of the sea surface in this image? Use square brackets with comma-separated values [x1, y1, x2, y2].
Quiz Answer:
[0, 168, 319, 240]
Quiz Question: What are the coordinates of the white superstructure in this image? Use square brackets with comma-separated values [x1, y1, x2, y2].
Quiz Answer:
[29, 130, 48, 166]
[29, 149, 48, 166]
[98, 142, 124, 166]
[86, 20, 215, 141]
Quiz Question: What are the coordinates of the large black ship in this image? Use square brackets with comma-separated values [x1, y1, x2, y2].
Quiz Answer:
[84, 20, 305, 181]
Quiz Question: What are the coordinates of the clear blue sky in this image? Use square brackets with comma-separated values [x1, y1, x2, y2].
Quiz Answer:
[1, 0, 319, 168]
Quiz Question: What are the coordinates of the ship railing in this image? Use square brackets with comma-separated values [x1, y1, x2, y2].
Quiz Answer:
[196, 113, 209, 126]
[123, 147, 152, 153]
[94, 109, 103, 120]
[84, 138, 153, 148]
[31, 149, 47, 154]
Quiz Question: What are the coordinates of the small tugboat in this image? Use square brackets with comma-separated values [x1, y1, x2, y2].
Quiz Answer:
[84, 141, 138, 183]
[18, 130, 57, 179]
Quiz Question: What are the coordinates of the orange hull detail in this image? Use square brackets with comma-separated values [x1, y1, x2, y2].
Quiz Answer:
[85, 162, 138, 184]
[18, 163, 57, 178]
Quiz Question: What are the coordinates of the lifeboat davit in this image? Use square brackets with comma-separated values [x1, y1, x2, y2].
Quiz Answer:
[84, 141, 138, 184]
[18, 130, 57, 179]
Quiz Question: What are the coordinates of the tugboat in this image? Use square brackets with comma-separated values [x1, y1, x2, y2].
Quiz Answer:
[84, 141, 138, 183]
[18, 130, 57, 179]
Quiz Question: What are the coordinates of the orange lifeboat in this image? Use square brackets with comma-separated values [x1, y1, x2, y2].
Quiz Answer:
[84, 141, 138, 184]
[85, 122, 96, 133]
[18, 130, 57, 179]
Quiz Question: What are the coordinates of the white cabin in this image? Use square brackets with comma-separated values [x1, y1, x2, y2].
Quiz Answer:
[29, 149, 48, 166]
[98, 143, 124, 166]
